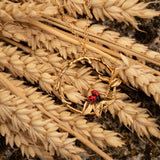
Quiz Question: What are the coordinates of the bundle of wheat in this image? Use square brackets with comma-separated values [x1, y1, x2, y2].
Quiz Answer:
[0, 0, 160, 160]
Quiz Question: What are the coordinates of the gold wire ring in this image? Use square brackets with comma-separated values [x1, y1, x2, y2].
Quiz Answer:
[55, 56, 116, 107]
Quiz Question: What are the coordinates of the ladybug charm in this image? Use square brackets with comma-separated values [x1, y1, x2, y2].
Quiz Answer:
[88, 90, 101, 103]
[91, 90, 100, 102]
[88, 95, 97, 102]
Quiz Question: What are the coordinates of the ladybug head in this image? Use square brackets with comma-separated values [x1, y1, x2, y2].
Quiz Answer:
[91, 90, 100, 96]
[88, 95, 97, 102]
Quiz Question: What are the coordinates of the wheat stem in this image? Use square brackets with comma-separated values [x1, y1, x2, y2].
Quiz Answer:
[0, 72, 32, 106]
[0, 35, 34, 54]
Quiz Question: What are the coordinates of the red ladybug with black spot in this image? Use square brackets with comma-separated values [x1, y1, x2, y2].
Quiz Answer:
[91, 90, 100, 102]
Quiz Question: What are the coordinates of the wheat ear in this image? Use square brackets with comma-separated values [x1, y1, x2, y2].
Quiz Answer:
[103, 97, 160, 139]
[0, 121, 55, 160]
[80, 88, 160, 139]
[118, 55, 160, 106]
[25, 19, 160, 77]
[0, 41, 102, 104]
[0, 0, 58, 23]
[49, 0, 160, 28]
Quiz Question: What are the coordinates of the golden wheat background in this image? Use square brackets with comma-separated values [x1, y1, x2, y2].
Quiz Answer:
[0, 0, 160, 160]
